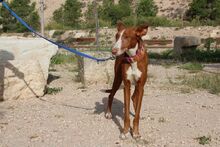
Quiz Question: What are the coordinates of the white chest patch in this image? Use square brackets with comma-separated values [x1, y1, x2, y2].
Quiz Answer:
[126, 43, 142, 83]
[126, 63, 142, 83]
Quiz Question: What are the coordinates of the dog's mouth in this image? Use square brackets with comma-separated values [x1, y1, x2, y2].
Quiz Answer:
[112, 48, 128, 56]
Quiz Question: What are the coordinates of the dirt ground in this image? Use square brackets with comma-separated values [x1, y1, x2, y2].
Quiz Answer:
[0, 62, 219, 147]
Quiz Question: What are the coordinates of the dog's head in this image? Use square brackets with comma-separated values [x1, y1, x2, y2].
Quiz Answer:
[112, 22, 148, 56]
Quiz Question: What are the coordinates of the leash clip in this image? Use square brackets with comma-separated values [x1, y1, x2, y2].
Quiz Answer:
[110, 55, 116, 60]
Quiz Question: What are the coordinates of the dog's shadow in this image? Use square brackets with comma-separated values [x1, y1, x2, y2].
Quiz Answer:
[94, 97, 124, 132]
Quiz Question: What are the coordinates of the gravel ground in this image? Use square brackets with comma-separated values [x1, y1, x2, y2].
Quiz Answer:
[0, 64, 219, 147]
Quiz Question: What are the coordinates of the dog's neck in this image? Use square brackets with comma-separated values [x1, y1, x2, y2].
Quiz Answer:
[126, 43, 138, 57]
[125, 40, 145, 63]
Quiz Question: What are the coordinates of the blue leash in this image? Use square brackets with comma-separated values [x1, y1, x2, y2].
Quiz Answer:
[0, 0, 114, 62]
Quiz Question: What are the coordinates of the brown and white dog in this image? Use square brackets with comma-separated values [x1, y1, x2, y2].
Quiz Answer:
[106, 22, 149, 139]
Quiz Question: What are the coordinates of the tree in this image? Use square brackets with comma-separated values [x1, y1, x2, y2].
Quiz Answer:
[186, 0, 220, 22]
[99, 0, 132, 25]
[0, 0, 40, 33]
[211, 0, 220, 21]
[85, 2, 96, 28]
[53, 6, 64, 24]
[53, 0, 82, 28]
[136, 0, 158, 17]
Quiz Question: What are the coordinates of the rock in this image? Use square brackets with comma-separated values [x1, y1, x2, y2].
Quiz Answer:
[0, 37, 58, 100]
[48, 30, 56, 38]
[174, 36, 201, 58]
[210, 29, 220, 38]
[82, 52, 114, 86]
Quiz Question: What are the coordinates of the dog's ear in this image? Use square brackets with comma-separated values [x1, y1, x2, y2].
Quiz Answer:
[117, 21, 126, 32]
[136, 24, 148, 37]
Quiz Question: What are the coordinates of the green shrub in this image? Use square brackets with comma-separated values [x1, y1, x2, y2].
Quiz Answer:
[181, 49, 220, 63]
[122, 16, 183, 27]
[204, 38, 215, 51]
[85, 2, 96, 29]
[51, 53, 76, 65]
[149, 49, 220, 63]
[138, 16, 182, 27]
[52, 30, 65, 38]
[186, 0, 220, 23]
[196, 136, 211, 145]
[52, 0, 82, 29]
[99, 0, 132, 25]
[137, 0, 158, 17]
[122, 16, 136, 26]
[148, 49, 174, 59]
[46, 21, 65, 30]
[45, 87, 63, 95]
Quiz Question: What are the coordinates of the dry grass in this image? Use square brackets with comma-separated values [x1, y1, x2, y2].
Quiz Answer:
[179, 62, 204, 72]
[182, 73, 220, 95]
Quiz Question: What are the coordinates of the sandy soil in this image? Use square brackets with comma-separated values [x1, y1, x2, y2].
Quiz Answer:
[0, 63, 220, 147]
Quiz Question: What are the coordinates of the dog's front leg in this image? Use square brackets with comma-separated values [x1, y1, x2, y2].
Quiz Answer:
[120, 80, 131, 139]
[132, 84, 144, 139]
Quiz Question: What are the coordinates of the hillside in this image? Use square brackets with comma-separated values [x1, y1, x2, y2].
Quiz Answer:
[155, 0, 192, 18]
[29, 0, 193, 25]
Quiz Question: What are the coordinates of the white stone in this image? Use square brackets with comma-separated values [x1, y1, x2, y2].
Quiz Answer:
[0, 37, 58, 100]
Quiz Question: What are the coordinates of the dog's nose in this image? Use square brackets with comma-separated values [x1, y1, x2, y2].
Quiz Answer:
[112, 48, 118, 55]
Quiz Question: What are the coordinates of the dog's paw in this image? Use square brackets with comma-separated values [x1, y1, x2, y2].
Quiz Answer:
[105, 112, 112, 119]
[132, 133, 141, 140]
[119, 132, 130, 140]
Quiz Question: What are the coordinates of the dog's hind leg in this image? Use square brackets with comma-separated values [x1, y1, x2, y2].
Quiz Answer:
[105, 57, 123, 119]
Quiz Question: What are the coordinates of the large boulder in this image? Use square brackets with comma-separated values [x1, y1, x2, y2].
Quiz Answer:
[0, 37, 58, 101]
[174, 36, 201, 58]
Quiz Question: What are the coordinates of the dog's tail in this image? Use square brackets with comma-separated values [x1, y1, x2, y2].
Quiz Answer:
[100, 89, 112, 93]
[105, 89, 112, 93]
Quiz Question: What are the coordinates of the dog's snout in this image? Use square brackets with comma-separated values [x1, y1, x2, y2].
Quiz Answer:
[112, 48, 118, 55]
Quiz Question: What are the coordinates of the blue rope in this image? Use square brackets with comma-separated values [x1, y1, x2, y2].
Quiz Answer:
[0, 1, 113, 62]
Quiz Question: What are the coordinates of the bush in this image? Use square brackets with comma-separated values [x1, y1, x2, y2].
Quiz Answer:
[204, 38, 215, 51]
[122, 16, 183, 27]
[186, 0, 220, 23]
[149, 49, 220, 63]
[138, 16, 182, 27]
[85, 2, 96, 29]
[99, 0, 132, 25]
[122, 16, 136, 26]
[45, 87, 63, 95]
[0, 0, 40, 33]
[181, 49, 220, 63]
[52, 0, 82, 29]
[148, 49, 173, 59]
[50, 53, 77, 65]
[137, 0, 158, 17]
[45, 21, 65, 30]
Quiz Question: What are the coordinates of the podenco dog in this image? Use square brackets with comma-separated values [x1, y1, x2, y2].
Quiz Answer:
[105, 22, 149, 139]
